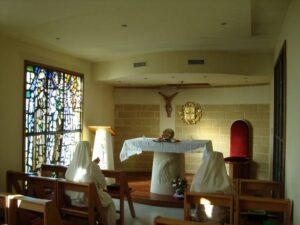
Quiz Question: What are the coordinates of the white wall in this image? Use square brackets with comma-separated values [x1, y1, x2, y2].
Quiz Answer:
[94, 51, 273, 81]
[275, 1, 300, 223]
[0, 34, 114, 191]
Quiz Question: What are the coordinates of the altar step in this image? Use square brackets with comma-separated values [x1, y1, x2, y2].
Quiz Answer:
[126, 171, 193, 208]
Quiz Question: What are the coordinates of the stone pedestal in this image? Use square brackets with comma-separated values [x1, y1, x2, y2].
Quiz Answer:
[150, 152, 185, 195]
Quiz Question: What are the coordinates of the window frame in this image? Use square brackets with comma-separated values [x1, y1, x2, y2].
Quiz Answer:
[22, 60, 84, 173]
[273, 41, 286, 193]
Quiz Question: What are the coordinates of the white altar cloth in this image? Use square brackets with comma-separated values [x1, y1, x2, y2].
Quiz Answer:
[120, 138, 213, 161]
[119, 138, 213, 195]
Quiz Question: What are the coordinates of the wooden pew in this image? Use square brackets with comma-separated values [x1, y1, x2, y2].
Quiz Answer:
[235, 195, 292, 225]
[239, 179, 282, 198]
[0, 193, 10, 224]
[27, 175, 59, 205]
[7, 194, 63, 225]
[232, 179, 239, 195]
[184, 191, 234, 225]
[6, 171, 58, 203]
[57, 179, 108, 225]
[6, 170, 31, 194]
[154, 216, 221, 225]
[41, 164, 135, 225]
[102, 169, 136, 225]
[41, 164, 67, 178]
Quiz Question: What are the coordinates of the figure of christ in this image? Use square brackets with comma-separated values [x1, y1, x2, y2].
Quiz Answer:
[158, 92, 178, 117]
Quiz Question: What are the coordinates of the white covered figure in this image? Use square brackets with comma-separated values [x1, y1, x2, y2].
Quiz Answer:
[65, 141, 117, 225]
[190, 151, 234, 223]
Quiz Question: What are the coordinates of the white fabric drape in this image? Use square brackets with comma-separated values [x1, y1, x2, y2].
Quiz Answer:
[190, 151, 234, 223]
[92, 129, 115, 170]
[120, 138, 213, 161]
[190, 151, 233, 194]
[66, 141, 91, 183]
[65, 141, 117, 225]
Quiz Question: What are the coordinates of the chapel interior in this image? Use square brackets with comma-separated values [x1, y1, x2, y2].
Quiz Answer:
[0, 0, 299, 225]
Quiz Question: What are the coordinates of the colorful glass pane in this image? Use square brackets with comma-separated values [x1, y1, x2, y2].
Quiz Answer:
[24, 63, 83, 173]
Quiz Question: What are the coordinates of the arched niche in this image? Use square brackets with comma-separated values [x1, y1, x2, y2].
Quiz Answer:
[225, 119, 252, 179]
[230, 119, 252, 158]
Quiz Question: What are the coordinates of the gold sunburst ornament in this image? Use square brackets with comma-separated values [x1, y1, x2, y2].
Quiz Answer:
[179, 102, 202, 125]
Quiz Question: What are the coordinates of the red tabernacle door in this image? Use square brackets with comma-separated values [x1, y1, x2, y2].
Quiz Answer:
[230, 120, 251, 158]
[225, 120, 252, 179]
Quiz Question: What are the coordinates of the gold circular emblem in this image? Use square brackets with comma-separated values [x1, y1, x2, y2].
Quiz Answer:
[179, 102, 202, 125]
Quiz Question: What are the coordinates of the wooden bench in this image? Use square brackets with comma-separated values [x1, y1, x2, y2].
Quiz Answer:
[235, 195, 292, 225]
[0, 193, 10, 224]
[6, 170, 31, 194]
[27, 175, 59, 205]
[57, 179, 108, 225]
[7, 194, 63, 225]
[239, 179, 282, 198]
[6, 171, 58, 203]
[154, 216, 221, 225]
[41, 164, 135, 225]
[6, 170, 111, 224]
[184, 191, 234, 225]
[102, 169, 136, 225]
[232, 179, 239, 194]
[41, 164, 67, 178]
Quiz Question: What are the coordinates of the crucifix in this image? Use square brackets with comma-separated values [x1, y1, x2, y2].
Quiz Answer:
[158, 92, 178, 117]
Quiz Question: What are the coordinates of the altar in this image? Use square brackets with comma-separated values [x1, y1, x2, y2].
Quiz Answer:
[120, 138, 213, 195]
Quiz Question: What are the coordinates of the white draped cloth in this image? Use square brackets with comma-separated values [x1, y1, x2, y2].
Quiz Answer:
[190, 151, 233, 194]
[65, 141, 117, 225]
[190, 151, 234, 223]
[92, 129, 115, 170]
[119, 138, 213, 195]
[120, 138, 213, 161]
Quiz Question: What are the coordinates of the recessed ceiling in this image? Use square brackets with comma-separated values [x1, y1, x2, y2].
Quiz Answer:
[0, 0, 289, 87]
[106, 73, 271, 88]
[0, 0, 289, 62]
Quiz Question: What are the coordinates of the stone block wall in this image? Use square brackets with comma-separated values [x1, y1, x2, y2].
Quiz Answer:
[175, 104, 270, 179]
[114, 103, 270, 179]
[114, 104, 160, 170]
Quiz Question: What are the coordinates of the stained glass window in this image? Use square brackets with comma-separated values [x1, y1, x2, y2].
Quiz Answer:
[24, 62, 83, 173]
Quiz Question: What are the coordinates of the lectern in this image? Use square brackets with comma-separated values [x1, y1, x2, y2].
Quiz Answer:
[88, 126, 115, 170]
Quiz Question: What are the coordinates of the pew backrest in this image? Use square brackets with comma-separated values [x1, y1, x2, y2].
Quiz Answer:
[232, 179, 239, 194]
[7, 194, 63, 225]
[6, 170, 31, 194]
[184, 191, 234, 225]
[56, 179, 108, 225]
[41, 164, 67, 178]
[0, 192, 10, 224]
[239, 179, 282, 198]
[102, 169, 136, 225]
[40, 165, 134, 225]
[154, 216, 221, 225]
[27, 175, 58, 205]
[235, 195, 292, 225]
